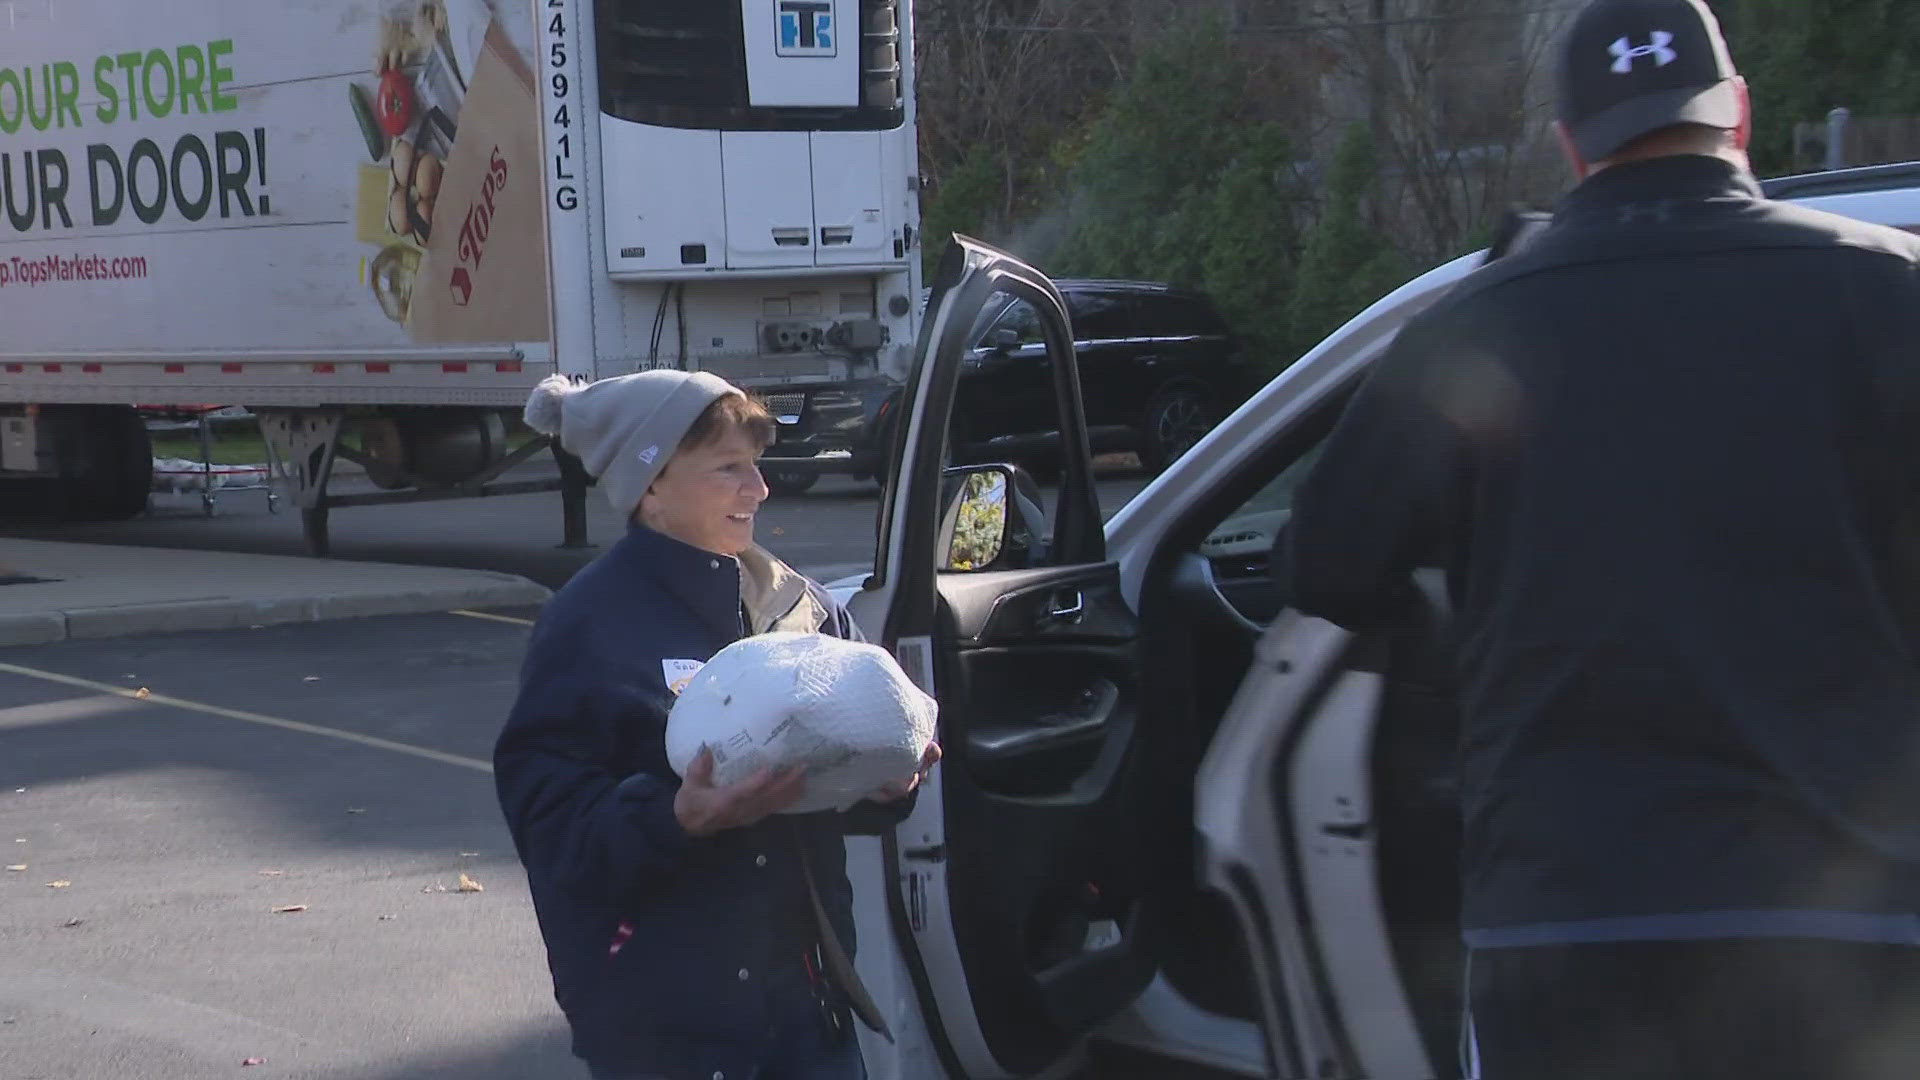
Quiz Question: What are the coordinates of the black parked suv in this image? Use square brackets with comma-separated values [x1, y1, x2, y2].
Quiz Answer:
[760, 280, 1248, 494]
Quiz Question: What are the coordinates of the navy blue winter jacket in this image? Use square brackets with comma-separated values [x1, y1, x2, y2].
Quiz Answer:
[495, 523, 910, 1078]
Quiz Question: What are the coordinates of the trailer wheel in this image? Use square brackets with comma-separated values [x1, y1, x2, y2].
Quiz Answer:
[90, 406, 154, 520]
[46, 406, 152, 521]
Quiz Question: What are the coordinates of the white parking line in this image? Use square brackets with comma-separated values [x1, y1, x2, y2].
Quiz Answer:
[0, 694, 142, 731]
[0, 661, 492, 774]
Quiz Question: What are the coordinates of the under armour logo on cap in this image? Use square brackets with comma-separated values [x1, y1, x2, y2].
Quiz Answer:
[1556, 0, 1740, 162]
[638, 445, 660, 464]
[1609, 31, 1677, 73]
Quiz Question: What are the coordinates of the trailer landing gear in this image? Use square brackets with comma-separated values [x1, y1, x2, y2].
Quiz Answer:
[555, 444, 593, 550]
[260, 407, 579, 557]
[258, 409, 345, 557]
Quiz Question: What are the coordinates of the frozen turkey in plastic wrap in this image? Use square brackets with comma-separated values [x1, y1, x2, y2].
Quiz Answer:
[665, 632, 939, 814]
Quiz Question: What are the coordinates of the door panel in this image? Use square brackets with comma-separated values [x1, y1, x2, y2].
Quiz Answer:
[934, 561, 1153, 1065]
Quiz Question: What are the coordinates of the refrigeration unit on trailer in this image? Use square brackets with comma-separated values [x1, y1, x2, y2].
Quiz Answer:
[0, 0, 922, 550]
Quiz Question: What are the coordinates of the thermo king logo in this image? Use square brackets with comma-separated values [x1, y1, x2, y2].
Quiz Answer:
[776, 0, 836, 57]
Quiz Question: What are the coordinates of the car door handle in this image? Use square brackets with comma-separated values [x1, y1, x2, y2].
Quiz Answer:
[1047, 591, 1085, 623]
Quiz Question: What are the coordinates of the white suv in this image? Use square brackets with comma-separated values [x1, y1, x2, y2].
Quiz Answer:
[832, 161, 1920, 1080]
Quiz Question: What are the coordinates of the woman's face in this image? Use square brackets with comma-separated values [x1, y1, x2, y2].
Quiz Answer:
[637, 426, 770, 556]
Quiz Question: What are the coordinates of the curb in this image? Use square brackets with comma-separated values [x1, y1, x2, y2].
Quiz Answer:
[0, 576, 550, 648]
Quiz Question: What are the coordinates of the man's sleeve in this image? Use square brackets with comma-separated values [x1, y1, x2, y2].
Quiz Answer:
[818, 591, 921, 833]
[494, 621, 695, 903]
[1282, 312, 1469, 630]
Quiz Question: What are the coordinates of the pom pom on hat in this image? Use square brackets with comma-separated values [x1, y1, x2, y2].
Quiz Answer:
[522, 374, 579, 438]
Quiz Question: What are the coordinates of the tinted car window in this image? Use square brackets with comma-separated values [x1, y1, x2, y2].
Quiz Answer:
[978, 297, 1046, 345]
[1065, 292, 1135, 340]
[1139, 293, 1228, 337]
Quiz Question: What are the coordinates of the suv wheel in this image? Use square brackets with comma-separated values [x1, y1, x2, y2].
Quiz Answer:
[1138, 384, 1214, 472]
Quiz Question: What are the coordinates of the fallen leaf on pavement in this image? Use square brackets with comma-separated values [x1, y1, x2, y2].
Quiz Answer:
[13, 788, 24, 794]
[133, 688, 151, 699]
[14, 838, 24, 843]
[257, 870, 284, 877]
[5, 865, 24, 872]
[242, 1057, 265, 1066]
[771, 527, 785, 536]
[270, 904, 308, 914]
[378, 914, 396, 921]
[2, 1016, 14, 1024]
[302, 676, 320, 682]
[459, 852, 479, 858]
[45, 880, 69, 889]
[457, 873, 484, 893]
[421, 885, 446, 894]
[63, 919, 83, 928]
[346, 808, 366, 815]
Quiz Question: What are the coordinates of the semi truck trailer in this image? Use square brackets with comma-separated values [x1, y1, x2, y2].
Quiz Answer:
[0, 0, 923, 551]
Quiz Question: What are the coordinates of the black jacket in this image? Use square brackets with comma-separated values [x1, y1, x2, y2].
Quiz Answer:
[1286, 156, 1920, 946]
[495, 524, 909, 1077]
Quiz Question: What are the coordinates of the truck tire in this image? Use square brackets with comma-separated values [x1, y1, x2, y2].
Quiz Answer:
[64, 406, 153, 521]
[763, 468, 818, 497]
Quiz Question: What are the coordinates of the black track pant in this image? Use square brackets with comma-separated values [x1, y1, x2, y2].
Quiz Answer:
[1471, 939, 1920, 1080]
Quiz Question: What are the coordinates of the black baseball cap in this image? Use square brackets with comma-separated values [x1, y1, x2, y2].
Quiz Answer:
[1556, 0, 1742, 162]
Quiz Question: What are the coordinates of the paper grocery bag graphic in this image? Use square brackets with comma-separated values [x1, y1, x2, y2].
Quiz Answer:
[409, 19, 550, 344]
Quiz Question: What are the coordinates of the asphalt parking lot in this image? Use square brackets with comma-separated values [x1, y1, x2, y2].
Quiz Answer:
[0, 466, 1163, 1079]
[0, 608, 574, 1080]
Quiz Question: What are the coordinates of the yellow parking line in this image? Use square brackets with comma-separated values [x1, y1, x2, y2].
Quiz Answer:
[0, 661, 492, 774]
[451, 609, 537, 627]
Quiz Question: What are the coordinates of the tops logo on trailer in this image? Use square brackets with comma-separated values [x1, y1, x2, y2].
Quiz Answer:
[448, 145, 508, 307]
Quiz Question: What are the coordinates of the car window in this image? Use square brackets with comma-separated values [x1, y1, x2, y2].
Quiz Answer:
[940, 286, 1128, 572]
[1164, 295, 1229, 336]
[1065, 292, 1134, 340]
[965, 296, 1011, 345]
[1188, 439, 1328, 624]
[975, 297, 1046, 346]
[1203, 441, 1325, 560]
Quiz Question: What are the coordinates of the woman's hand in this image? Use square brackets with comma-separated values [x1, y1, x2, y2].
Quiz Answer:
[870, 741, 943, 803]
[672, 747, 808, 837]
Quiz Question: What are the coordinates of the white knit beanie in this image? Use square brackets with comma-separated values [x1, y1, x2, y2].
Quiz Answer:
[523, 370, 740, 515]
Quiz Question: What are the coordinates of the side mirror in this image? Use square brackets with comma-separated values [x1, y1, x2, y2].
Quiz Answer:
[938, 464, 1049, 573]
[984, 327, 1021, 352]
[939, 466, 1011, 572]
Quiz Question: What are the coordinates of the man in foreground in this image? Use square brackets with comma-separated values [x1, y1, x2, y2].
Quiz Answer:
[1285, 0, 1920, 1075]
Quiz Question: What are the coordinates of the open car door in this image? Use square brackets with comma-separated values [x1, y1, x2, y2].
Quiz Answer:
[1193, 611, 1455, 1080]
[846, 237, 1168, 1078]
